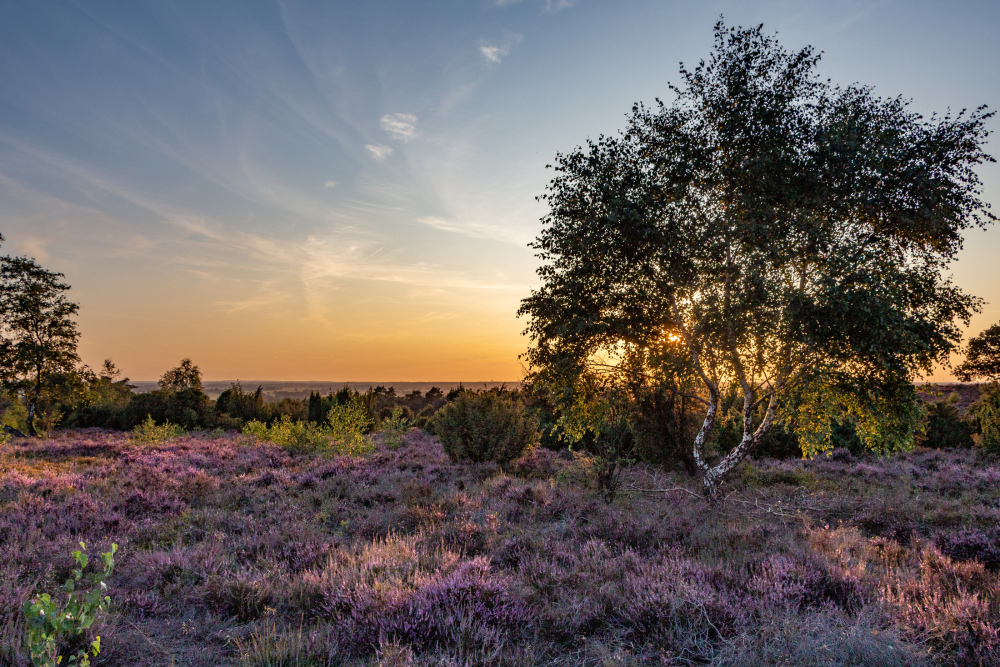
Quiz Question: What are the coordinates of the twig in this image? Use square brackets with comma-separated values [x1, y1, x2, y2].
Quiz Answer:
[723, 492, 822, 517]
[125, 618, 175, 664]
[624, 485, 704, 500]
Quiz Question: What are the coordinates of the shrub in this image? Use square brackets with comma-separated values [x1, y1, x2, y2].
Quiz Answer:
[921, 395, 974, 449]
[433, 390, 539, 464]
[245, 411, 375, 457]
[377, 406, 411, 449]
[326, 401, 375, 455]
[244, 416, 329, 455]
[629, 385, 701, 472]
[414, 404, 436, 430]
[33, 404, 62, 438]
[131, 415, 185, 444]
[936, 528, 1000, 571]
[307, 390, 336, 424]
[2, 402, 29, 432]
[22, 542, 117, 667]
[585, 414, 634, 502]
[971, 385, 1000, 455]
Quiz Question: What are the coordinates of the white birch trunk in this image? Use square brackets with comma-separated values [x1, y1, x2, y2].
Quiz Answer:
[697, 392, 776, 496]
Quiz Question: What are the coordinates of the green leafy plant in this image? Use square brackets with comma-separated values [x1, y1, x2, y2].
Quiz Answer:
[2, 402, 29, 432]
[244, 409, 375, 457]
[33, 404, 62, 439]
[589, 413, 635, 503]
[971, 385, 1000, 455]
[22, 542, 117, 667]
[919, 394, 974, 449]
[432, 389, 539, 464]
[377, 406, 410, 449]
[956, 322, 1000, 384]
[131, 414, 185, 444]
[326, 401, 374, 455]
[244, 416, 329, 455]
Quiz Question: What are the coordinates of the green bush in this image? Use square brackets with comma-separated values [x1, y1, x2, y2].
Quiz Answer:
[377, 406, 411, 449]
[22, 542, 117, 667]
[432, 390, 539, 464]
[215, 382, 265, 424]
[2, 402, 29, 432]
[971, 384, 1000, 455]
[414, 404, 436, 431]
[920, 395, 974, 449]
[243, 416, 329, 455]
[586, 414, 635, 502]
[326, 401, 374, 454]
[244, 410, 375, 457]
[131, 415, 185, 444]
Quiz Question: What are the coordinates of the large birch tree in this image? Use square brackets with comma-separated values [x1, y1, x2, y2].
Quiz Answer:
[519, 22, 995, 494]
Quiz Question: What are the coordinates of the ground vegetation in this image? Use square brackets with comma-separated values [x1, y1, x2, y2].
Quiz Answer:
[1, 429, 999, 665]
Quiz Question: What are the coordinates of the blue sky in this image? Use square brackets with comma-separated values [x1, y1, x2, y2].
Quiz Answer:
[1, 0, 998, 380]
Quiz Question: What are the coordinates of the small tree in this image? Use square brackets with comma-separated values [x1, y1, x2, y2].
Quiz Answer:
[159, 358, 203, 392]
[0, 256, 82, 437]
[955, 323, 1000, 384]
[520, 22, 994, 493]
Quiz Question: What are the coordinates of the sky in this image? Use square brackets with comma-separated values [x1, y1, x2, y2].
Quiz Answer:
[0, 0, 998, 381]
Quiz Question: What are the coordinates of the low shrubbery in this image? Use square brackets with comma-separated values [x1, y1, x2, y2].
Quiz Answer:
[432, 388, 539, 463]
[245, 401, 376, 456]
[327, 400, 375, 452]
[921, 394, 975, 449]
[243, 416, 331, 454]
[377, 406, 411, 449]
[131, 415, 185, 444]
[971, 385, 1000, 454]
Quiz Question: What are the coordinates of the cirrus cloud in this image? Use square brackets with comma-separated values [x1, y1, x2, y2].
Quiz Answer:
[479, 32, 523, 64]
[380, 113, 417, 141]
[365, 144, 393, 161]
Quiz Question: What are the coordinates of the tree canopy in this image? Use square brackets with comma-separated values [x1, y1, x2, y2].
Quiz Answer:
[159, 358, 203, 393]
[955, 323, 1000, 384]
[519, 22, 995, 493]
[0, 255, 82, 436]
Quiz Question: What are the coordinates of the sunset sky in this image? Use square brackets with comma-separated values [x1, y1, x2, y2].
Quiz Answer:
[1, 0, 998, 381]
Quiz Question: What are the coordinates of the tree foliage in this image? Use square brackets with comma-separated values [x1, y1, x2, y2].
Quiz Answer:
[519, 22, 994, 493]
[955, 322, 1000, 384]
[159, 358, 203, 393]
[0, 255, 82, 436]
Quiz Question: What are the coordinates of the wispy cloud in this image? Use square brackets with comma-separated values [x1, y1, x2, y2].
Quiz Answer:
[543, 0, 576, 11]
[323, 180, 337, 189]
[380, 113, 417, 141]
[479, 32, 523, 64]
[479, 44, 506, 64]
[494, 0, 575, 11]
[365, 144, 393, 161]
[170, 216, 528, 296]
[416, 216, 528, 245]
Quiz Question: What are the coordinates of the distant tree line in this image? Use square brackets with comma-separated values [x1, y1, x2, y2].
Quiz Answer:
[2, 213, 1000, 486]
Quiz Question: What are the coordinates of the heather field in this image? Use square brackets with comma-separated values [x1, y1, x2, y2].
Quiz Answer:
[2, 429, 1000, 666]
